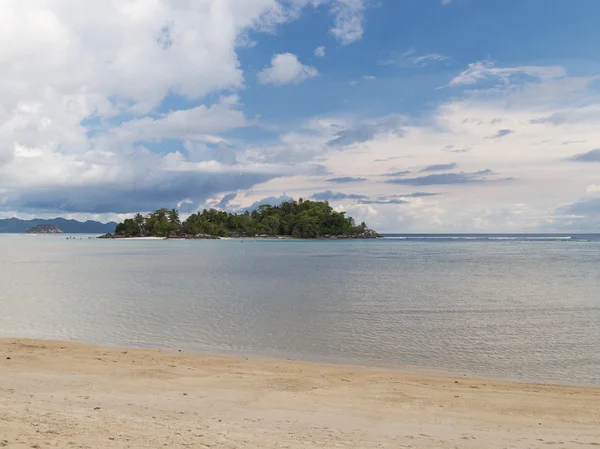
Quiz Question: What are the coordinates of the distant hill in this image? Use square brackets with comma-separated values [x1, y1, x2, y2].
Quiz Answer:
[25, 224, 64, 234]
[0, 218, 117, 234]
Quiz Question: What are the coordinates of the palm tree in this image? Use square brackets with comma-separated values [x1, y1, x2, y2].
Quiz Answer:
[168, 208, 180, 225]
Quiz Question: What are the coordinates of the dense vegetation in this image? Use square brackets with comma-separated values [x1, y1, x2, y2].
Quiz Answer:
[114, 199, 373, 238]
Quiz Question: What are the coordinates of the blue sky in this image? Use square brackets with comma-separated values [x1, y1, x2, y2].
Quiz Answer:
[1, 0, 600, 231]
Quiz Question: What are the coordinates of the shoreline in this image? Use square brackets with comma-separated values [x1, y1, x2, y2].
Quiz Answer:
[3, 335, 590, 388]
[2, 338, 599, 448]
[98, 235, 382, 240]
[50, 337, 600, 389]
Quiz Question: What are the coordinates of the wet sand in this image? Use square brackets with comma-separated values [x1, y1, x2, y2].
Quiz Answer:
[1, 339, 599, 448]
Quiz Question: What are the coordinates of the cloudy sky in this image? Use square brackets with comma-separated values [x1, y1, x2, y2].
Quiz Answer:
[1, 0, 600, 232]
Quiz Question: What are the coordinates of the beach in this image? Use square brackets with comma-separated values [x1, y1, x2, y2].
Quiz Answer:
[1, 339, 599, 448]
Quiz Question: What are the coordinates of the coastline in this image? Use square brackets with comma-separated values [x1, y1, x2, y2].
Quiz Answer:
[98, 233, 382, 240]
[2, 339, 599, 448]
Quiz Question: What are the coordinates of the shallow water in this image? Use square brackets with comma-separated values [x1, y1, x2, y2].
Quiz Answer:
[1, 234, 599, 385]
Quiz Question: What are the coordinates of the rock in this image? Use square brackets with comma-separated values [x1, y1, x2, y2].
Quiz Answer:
[165, 233, 220, 240]
[189, 233, 220, 240]
[320, 229, 382, 239]
[98, 233, 145, 239]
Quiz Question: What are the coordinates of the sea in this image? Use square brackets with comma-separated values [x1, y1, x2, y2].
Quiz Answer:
[1, 233, 599, 386]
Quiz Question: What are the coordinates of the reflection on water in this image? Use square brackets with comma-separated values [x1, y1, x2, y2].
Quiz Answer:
[1, 234, 599, 386]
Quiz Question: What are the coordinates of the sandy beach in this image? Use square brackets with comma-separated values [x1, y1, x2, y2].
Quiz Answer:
[1, 339, 599, 448]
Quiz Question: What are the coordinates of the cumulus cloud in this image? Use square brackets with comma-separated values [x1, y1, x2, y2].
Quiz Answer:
[0, 1, 354, 217]
[258, 53, 318, 85]
[0, 1, 294, 116]
[314, 46, 326, 57]
[231, 59, 600, 231]
[329, 0, 367, 45]
[285, 61, 600, 231]
[2, 3, 600, 232]
[2, 141, 329, 213]
[9, 171, 273, 214]
[101, 96, 248, 144]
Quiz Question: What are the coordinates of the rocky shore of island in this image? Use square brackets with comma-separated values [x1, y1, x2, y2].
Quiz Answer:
[98, 228, 381, 240]
[98, 232, 220, 240]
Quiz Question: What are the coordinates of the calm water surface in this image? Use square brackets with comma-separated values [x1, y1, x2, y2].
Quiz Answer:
[1, 234, 599, 386]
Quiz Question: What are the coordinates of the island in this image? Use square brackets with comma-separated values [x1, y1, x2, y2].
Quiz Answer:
[100, 199, 381, 239]
[25, 224, 64, 234]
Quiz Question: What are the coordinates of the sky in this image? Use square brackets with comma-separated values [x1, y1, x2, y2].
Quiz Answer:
[1, 0, 600, 232]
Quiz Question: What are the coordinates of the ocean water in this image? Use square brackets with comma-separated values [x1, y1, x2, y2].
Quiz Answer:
[1, 233, 599, 386]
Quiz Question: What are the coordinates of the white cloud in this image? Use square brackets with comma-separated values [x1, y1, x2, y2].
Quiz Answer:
[349, 75, 376, 85]
[409, 53, 449, 66]
[314, 46, 326, 57]
[330, 0, 366, 45]
[241, 63, 600, 232]
[0, 1, 291, 162]
[258, 53, 319, 85]
[448, 60, 566, 87]
[101, 96, 248, 144]
[380, 49, 450, 68]
[441, 0, 452, 5]
[2, 3, 600, 232]
[0, 1, 333, 217]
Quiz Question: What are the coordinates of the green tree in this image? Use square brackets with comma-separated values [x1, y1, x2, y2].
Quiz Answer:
[113, 199, 375, 238]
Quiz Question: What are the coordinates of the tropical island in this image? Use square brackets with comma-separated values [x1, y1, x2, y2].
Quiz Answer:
[102, 199, 380, 239]
[25, 224, 64, 234]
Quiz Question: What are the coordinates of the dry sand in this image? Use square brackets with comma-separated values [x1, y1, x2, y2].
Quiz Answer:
[1, 339, 599, 448]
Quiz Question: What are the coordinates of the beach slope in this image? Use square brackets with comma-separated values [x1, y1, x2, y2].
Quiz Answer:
[1, 339, 599, 448]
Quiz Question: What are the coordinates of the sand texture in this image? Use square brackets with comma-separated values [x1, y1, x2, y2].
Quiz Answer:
[1, 339, 599, 448]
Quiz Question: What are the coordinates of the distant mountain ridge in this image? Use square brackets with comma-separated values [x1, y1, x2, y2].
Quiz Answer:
[0, 217, 117, 234]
